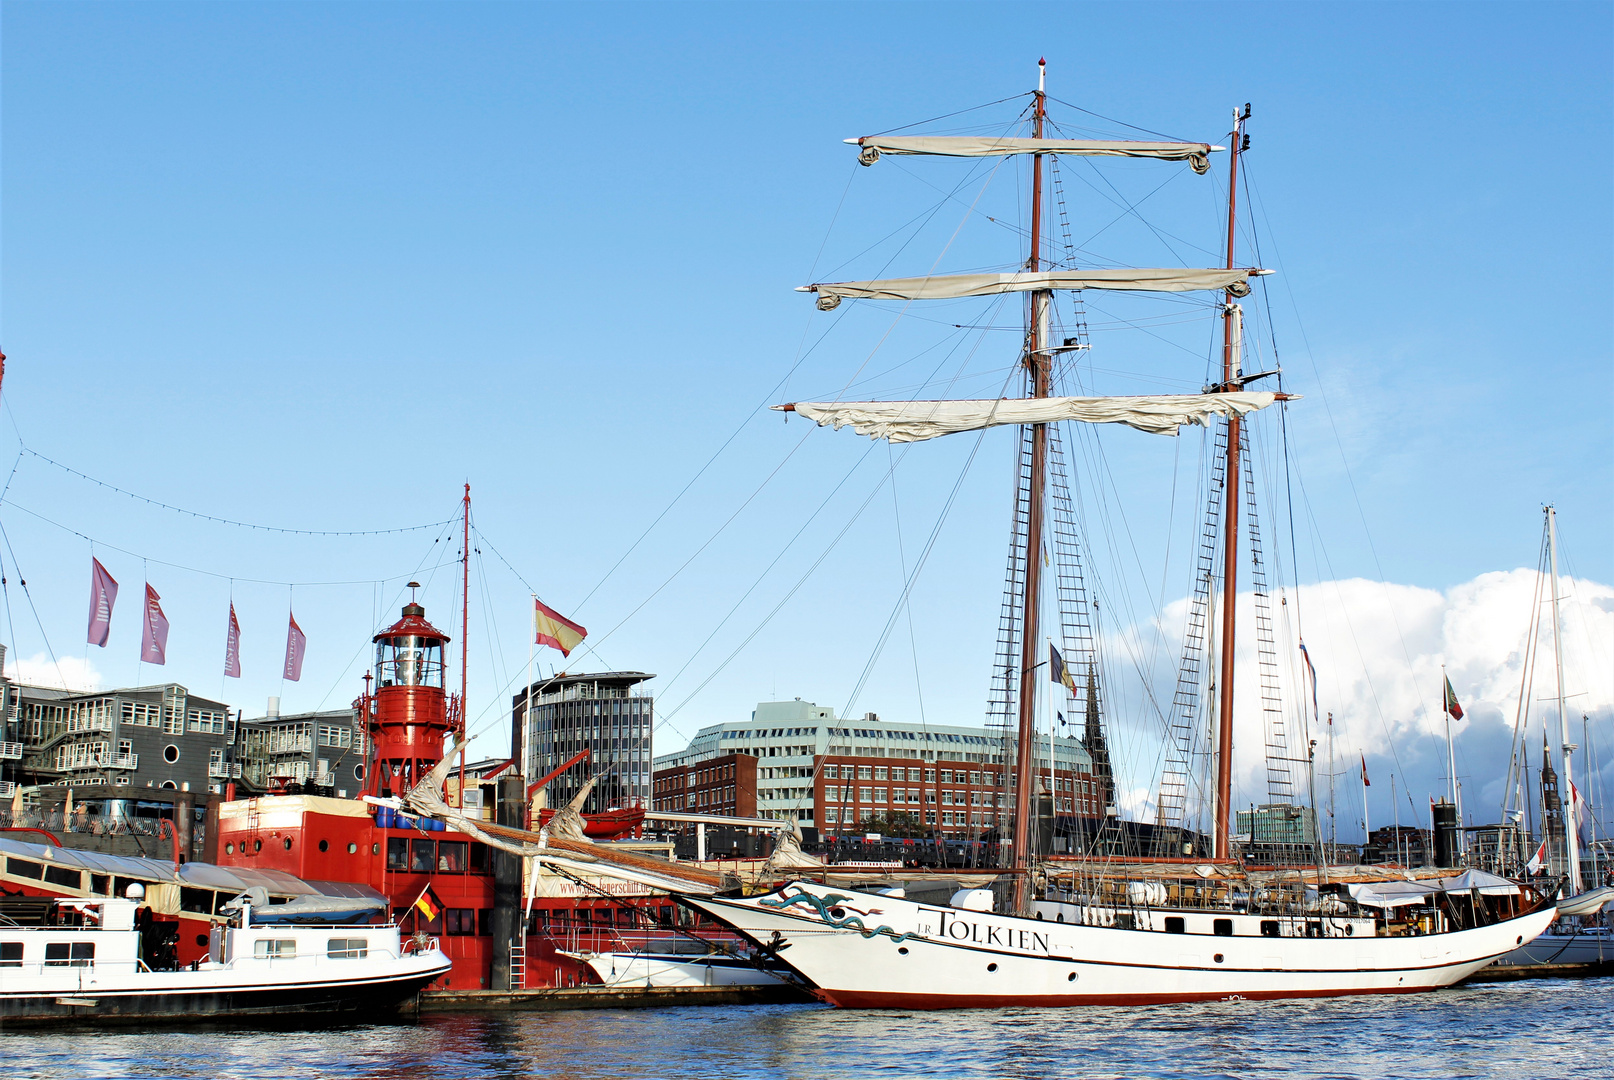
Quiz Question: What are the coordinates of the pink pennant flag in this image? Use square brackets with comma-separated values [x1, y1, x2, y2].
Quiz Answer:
[141, 584, 169, 665]
[224, 603, 242, 679]
[283, 612, 306, 682]
[86, 558, 119, 647]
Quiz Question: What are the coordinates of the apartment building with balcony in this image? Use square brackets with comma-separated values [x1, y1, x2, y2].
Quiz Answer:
[238, 698, 367, 797]
[5, 677, 233, 795]
[515, 671, 654, 815]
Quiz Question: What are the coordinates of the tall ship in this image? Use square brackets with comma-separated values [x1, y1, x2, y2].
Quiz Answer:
[662, 66, 1557, 1007]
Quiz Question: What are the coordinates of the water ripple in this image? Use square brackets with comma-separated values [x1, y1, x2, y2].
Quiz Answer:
[6, 979, 1610, 1080]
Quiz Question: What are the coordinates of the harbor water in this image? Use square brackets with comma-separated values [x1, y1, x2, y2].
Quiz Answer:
[9, 979, 1611, 1079]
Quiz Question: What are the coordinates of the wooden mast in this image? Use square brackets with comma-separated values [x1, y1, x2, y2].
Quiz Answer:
[459, 482, 471, 808]
[1212, 105, 1249, 860]
[1012, 60, 1049, 909]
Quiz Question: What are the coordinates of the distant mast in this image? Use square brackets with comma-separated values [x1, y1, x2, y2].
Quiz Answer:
[1547, 505, 1581, 893]
[1213, 104, 1251, 861]
[1012, 58, 1049, 911]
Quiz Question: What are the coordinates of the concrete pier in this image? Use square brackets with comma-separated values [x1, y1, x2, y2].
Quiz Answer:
[420, 983, 812, 1012]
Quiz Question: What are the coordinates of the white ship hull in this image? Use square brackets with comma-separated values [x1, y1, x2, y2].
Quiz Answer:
[684, 881, 1557, 1009]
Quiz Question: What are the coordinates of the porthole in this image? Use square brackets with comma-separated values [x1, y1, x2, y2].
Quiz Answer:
[355, 764, 366, 781]
[829, 907, 846, 920]
[283, 838, 293, 851]
[986, 963, 998, 972]
[318, 839, 329, 853]
[1516, 936, 1523, 945]
[163, 744, 180, 763]
[371, 843, 380, 855]
[1057, 913, 1065, 923]
[196, 934, 209, 948]
[253, 839, 262, 852]
[225, 843, 234, 855]
[897, 947, 909, 955]
[348, 843, 358, 854]
[1213, 953, 1224, 963]
[1067, 971, 1078, 982]
[1345, 925, 1354, 936]
[1035, 912, 1044, 920]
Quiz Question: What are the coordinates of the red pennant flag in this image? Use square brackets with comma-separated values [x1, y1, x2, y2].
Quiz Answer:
[86, 558, 119, 647]
[1360, 753, 1370, 787]
[140, 584, 169, 665]
[224, 603, 242, 679]
[283, 612, 306, 681]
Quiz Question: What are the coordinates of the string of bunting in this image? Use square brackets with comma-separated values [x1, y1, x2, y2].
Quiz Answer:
[20, 446, 453, 536]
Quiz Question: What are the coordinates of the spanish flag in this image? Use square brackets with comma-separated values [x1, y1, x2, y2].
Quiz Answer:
[535, 598, 587, 657]
[413, 883, 445, 922]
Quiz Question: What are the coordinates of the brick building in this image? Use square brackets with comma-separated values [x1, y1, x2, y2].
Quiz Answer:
[651, 752, 757, 818]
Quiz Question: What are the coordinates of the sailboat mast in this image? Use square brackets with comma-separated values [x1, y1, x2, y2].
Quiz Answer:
[1012, 59, 1049, 907]
[459, 482, 471, 808]
[1547, 504, 1581, 892]
[1212, 105, 1248, 860]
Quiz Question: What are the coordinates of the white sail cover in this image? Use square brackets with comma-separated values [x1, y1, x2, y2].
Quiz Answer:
[852, 135, 1212, 174]
[805, 268, 1255, 309]
[782, 392, 1281, 443]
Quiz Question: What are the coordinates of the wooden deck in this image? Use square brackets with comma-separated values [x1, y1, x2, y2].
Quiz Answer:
[1465, 961, 1614, 983]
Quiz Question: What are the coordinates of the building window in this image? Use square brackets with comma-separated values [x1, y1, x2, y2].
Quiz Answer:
[874, 768, 887, 780]
[873, 788, 887, 803]
[163, 744, 180, 764]
[858, 787, 872, 802]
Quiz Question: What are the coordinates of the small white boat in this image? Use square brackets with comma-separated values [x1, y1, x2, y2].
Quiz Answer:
[564, 947, 790, 988]
[0, 889, 449, 1024]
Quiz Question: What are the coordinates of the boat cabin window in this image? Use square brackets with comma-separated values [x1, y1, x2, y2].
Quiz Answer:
[43, 865, 81, 890]
[0, 942, 22, 966]
[410, 839, 434, 873]
[1164, 917, 1185, 934]
[468, 843, 488, 874]
[43, 942, 94, 967]
[90, 874, 111, 896]
[327, 938, 368, 959]
[254, 939, 296, 959]
[437, 840, 467, 873]
[181, 888, 215, 915]
[1261, 920, 1280, 938]
[445, 909, 476, 936]
[387, 837, 409, 871]
[6, 858, 43, 880]
[376, 634, 445, 689]
[1213, 919, 1234, 937]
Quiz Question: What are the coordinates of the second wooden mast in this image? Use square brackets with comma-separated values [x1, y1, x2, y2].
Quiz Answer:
[1013, 61, 1050, 905]
[1213, 105, 1250, 860]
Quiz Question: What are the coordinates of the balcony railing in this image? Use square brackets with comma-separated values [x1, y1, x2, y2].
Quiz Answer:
[69, 752, 138, 771]
[208, 762, 244, 779]
[0, 781, 14, 797]
[0, 741, 23, 760]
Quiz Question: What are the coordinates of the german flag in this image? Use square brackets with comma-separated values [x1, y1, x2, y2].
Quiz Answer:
[413, 884, 445, 922]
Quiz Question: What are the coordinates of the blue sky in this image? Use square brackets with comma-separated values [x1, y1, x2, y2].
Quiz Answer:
[2, 3, 1609, 835]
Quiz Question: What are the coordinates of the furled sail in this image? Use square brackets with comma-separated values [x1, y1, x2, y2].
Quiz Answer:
[803, 268, 1260, 309]
[849, 135, 1214, 174]
[778, 392, 1284, 443]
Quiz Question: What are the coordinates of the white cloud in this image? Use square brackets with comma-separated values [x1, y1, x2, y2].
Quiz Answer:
[8, 652, 104, 692]
[1102, 568, 1613, 840]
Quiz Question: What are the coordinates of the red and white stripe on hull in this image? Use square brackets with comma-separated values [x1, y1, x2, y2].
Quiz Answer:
[683, 881, 1557, 1011]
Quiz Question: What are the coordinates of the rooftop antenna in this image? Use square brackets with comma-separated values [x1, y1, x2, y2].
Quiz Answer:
[408, 581, 420, 603]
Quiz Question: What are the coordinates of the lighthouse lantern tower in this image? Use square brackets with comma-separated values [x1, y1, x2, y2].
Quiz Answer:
[365, 588, 454, 798]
